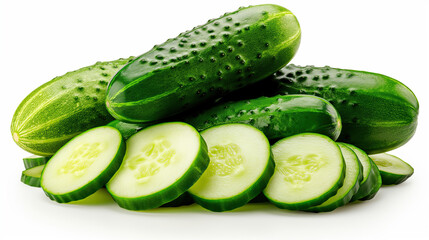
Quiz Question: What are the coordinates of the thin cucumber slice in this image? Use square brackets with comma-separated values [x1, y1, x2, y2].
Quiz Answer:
[369, 153, 414, 185]
[161, 192, 194, 207]
[360, 159, 382, 200]
[23, 155, 50, 169]
[344, 143, 380, 201]
[305, 143, 362, 212]
[41, 126, 125, 203]
[188, 124, 274, 212]
[264, 133, 345, 210]
[21, 164, 45, 187]
[106, 122, 209, 210]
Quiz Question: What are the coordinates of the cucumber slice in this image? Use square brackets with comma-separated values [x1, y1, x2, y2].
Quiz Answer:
[305, 143, 362, 212]
[188, 124, 274, 212]
[360, 159, 382, 200]
[370, 153, 413, 185]
[161, 192, 194, 207]
[21, 164, 45, 187]
[344, 143, 381, 201]
[23, 155, 50, 169]
[264, 133, 345, 210]
[41, 126, 125, 203]
[106, 122, 209, 210]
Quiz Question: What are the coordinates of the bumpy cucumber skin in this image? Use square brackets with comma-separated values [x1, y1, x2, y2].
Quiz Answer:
[304, 143, 362, 212]
[184, 94, 341, 142]
[108, 125, 210, 211]
[106, 4, 301, 123]
[21, 165, 45, 188]
[41, 127, 126, 203]
[231, 65, 419, 154]
[106, 120, 152, 140]
[264, 133, 346, 211]
[11, 57, 134, 156]
[369, 154, 414, 185]
[23, 155, 50, 169]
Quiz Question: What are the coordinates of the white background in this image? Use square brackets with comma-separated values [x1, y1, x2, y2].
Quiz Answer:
[1, 0, 428, 239]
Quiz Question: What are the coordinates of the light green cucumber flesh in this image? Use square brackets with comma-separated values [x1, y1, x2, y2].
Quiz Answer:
[23, 155, 50, 169]
[188, 123, 274, 212]
[305, 143, 362, 212]
[41, 126, 125, 203]
[370, 153, 413, 185]
[21, 165, 45, 187]
[264, 133, 345, 210]
[106, 4, 301, 123]
[106, 122, 210, 211]
[11, 57, 133, 156]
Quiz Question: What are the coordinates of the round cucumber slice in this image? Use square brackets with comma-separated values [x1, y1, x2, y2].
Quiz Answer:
[370, 153, 413, 185]
[305, 143, 362, 212]
[21, 164, 45, 187]
[344, 143, 381, 201]
[23, 155, 50, 169]
[188, 123, 274, 212]
[264, 133, 345, 210]
[41, 126, 125, 203]
[106, 122, 209, 211]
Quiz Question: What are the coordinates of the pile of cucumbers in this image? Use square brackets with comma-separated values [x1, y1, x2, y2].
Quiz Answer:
[13, 4, 417, 212]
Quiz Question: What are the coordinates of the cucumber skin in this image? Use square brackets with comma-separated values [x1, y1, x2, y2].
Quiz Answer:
[369, 154, 414, 185]
[11, 57, 134, 156]
[41, 127, 126, 203]
[106, 120, 151, 140]
[23, 155, 50, 169]
[106, 4, 301, 123]
[183, 94, 341, 142]
[108, 127, 210, 211]
[161, 192, 194, 208]
[360, 160, 382, 200]
[231, 65, 419, 154]
[21, 165, 45, 188]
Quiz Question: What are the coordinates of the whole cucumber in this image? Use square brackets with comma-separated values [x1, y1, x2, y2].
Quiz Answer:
[11, 57, 134, 156]
[106, 4, 301, 123]
[231, 65, 419, 154]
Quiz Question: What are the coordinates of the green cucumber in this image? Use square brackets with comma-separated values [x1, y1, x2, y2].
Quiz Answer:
[21, 165, 45, 187]
[370, 153, 414, 185]
[106, 122, 210, 210]
[106, 120, 152, 140]
[344, 143, 381, 201]
[161, 192, 194, 208]
[264, 133, 345, 210]
[184, 94, 341, 141]
[23, 155, 50, 169]
[231, 65, 419, 154]
[305, 143, 362, 212]
[41, 126, 125, 203]
[11, 57, 134, 156]
[188, 123, 274, 212]
[106, 4, 301, 123]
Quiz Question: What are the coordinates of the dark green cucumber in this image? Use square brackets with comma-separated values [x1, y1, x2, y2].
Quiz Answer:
[161, 192, 194, 207]
[106, 4, 301, 123]
[23, 155, 50, 169]
[231, 65, 419, 154]
[369, 153, 414, 185]
[21, 165, 45, 187]
[183, 94, 341, 141]
[11, 57, 134, 156]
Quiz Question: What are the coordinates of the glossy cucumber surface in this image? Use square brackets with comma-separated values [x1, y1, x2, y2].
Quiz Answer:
[231, 65, 419, 154]
[106, 4, 301, 123]
[11, 57, 134, 156]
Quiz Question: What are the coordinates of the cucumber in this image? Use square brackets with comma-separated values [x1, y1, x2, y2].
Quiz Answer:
[161, 192, 194, 208]
[106, 120, 152, 140]
[106, 122, 210, 210]
[305, 143, 362, 212]
[184, 94, 341, 141]
[188, 123, 274, 212]
[344, 143, 382, 201]
[369, 153, 414, 185]
[41, 126, 125, 203]
[264, 133, 345, 210]
[23, 155, 50, 169]
[106, 4, 301, 123]
[21, 165, 45, 187]
[11, 57, 134, 156]
[231, 65, 419, 154]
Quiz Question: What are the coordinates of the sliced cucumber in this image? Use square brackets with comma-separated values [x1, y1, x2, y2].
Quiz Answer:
[41, 126, 125, 203]
[305, 143, 362, 212]
[188, 124, 274, 212]
[106, 122, 209, 210]
[344, 143, 381, 201]
[21, 164, 45, 187]
[370, 153, 413, 185]
[23, 155, 50, 169]
[360, 159, 382, 200]
[161, 192, 194, 208]
[264, 133, 345, 210]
